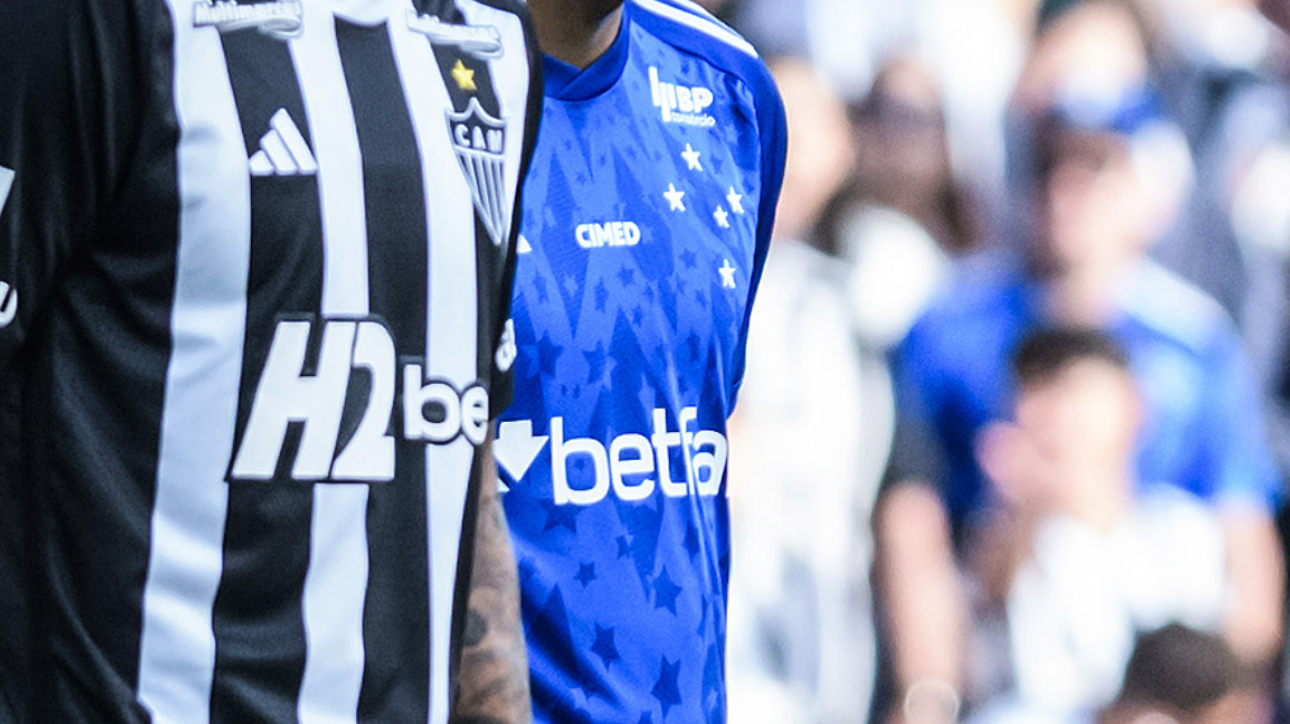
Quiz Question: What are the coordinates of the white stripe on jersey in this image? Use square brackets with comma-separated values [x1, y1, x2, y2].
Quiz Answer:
[290, 5, 372, 722]
[136, 2, 245, 721]
[387, 5, 477, 719]
[460, 0, 530, 254]
[632, 0, 759, 58]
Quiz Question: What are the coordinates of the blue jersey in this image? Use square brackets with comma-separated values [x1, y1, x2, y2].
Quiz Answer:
[895, 257, 1281, 536]
[496, 2, 786, 722]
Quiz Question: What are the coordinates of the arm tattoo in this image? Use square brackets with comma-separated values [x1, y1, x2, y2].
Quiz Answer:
[451, 434, 532, 724]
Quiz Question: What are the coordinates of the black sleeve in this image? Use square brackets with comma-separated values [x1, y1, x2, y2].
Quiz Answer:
[0, 2, 151, 720]
[0, 0, 151, 370]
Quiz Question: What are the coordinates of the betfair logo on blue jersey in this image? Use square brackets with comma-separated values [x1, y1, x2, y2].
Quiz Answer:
[495, 409, 728, 506]
[649, 67, 716, 128]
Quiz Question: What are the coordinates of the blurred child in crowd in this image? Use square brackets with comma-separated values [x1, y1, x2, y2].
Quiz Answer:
[968, 328, 1231, 721]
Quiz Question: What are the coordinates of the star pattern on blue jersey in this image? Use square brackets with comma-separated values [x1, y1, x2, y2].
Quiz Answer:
[575, 562, 597, 588]
[541, 499, 580, 533]
[594, 279, 609, 312]
[652, 567, 682, 615]
[712, 206, 729, 229]
[591, 624, 621, 669]
[520, 557, 539, 585]
[718, 259, 737, 289]
[726, 187, 744, 214]
[583, 342, 608, 384]
[536, 333, 563, 376]
[681, 144, 702, 171]
[653, 657, 683, 719]
[530, 586, 612, 708]
[702, 644, 722, 700]
[664, 184, 686, 212]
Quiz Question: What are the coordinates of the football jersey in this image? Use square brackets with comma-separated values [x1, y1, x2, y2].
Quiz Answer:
[0, 0, 539, 722]
[495, 2, 786, 723]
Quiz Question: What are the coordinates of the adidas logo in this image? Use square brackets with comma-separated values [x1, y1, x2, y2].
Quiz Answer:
[249, 109, 317, 177]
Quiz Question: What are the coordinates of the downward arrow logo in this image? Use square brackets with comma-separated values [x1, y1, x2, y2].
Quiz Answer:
[494, 420, 548, 485]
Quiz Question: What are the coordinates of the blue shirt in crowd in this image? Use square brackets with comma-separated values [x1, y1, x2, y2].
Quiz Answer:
[895, 257, 1281, 537]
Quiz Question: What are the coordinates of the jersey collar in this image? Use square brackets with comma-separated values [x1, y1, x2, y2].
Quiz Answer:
[542, 5, 632, 101]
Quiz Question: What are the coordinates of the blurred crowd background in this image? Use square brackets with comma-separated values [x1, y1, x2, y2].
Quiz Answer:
[689, 0, 1290, 722]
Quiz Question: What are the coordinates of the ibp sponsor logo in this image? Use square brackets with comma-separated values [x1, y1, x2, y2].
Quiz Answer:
[649, 67, 716, 128]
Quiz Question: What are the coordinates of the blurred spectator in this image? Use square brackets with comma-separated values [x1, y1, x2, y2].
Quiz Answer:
[725, 57, 890, 724]
[971, 623, 1253, 724]
[967, 328, 1228, 721]
[725, 0, 911, 102]
[876, 2, 1285, 720]
[1098, 623, 1258, 724]
[829, 52, 980, 350]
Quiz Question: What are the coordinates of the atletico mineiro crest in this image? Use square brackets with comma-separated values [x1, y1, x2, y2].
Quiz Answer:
[448, 97, 509, 247]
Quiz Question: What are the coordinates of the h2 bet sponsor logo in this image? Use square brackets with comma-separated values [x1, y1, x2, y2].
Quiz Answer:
[230, 317, 488, 483]
[495, 408, 728, 506]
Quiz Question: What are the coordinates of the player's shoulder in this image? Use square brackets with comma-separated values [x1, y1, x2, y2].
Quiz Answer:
[626, 0, 774, 93]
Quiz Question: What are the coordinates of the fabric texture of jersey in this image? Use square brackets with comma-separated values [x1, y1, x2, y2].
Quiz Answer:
[496, 2, 786, 723]
[893, 256, 1281, 540]
[0, 0, 540, 721]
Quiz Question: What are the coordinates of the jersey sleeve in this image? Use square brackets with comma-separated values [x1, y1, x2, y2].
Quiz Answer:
[0, 3, 151, 719]
[0, 0, 151, 371]
[728, 60, 787, 406]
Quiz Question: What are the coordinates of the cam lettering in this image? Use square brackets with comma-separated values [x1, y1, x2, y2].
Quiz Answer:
[453, 123, 504, 154]
[551, 406, 727, 506]
[575, 221, 642, 249]
[231, 317, 488, 483]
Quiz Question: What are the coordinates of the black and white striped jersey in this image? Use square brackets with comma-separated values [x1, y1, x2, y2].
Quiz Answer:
[0, 0, 540, 721]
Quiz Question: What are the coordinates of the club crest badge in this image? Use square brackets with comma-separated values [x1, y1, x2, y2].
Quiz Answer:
[448, 98, 509, 247]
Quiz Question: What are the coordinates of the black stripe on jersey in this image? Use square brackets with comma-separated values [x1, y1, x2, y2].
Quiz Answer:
[333, 19, 433, 723]
[209, 29, 319, 723]
[20, 1, 184, 717]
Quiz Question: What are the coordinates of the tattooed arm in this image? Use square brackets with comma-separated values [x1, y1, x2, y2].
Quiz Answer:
[451, 429, 533, 724]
